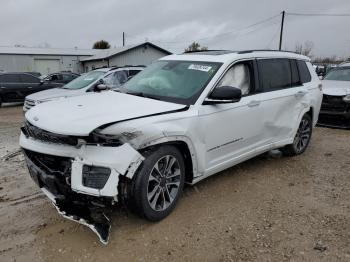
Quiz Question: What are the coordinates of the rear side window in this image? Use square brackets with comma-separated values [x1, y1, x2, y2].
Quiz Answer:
[290, 60, 301, 86]
[296, 60, 311, 83]
[128, 70, 141, 77]
[258, 59, 291, 91]
[21, 74, 40, 83]
[0, 74, 21, 83]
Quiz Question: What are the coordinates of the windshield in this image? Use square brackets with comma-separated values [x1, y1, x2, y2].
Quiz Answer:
[122, 60, 222, 104]
[62, 71, 105, 89]
[324, 68, 350, 81]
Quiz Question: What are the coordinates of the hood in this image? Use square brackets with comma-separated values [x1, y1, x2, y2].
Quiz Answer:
[322, 80, 350, 96]
[25, 91, 185, 136]
[26, 88, 84, 101]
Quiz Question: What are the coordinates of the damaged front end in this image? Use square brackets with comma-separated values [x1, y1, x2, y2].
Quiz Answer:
[20, 123, 144, 244]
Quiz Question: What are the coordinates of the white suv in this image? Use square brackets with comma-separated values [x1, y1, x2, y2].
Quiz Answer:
[20, 50, 322, 244]
[23, 66, 144, 111]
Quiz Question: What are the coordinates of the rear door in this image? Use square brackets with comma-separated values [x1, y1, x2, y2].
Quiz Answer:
[0, 74, 24, 102]
[256, 58, 309, 144]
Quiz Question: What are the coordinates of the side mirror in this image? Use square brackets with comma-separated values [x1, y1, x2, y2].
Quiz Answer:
[203, 86, 242, 105]
[94, 84, 108, 92]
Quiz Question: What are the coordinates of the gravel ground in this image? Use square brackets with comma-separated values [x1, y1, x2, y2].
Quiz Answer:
[0, 105, 349, 262]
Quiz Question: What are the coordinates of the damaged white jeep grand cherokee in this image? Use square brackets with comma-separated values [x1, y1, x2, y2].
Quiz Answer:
[20, 50, 322, 244]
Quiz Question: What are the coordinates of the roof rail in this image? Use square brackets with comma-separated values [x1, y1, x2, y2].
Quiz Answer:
[109, 65, 146, 69]
[237, 49, 298, 54]
[183, 49, 231, 54]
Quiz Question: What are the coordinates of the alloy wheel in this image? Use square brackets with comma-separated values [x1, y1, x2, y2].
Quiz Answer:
[294, 117, 311, 153]
[147, 155, 181, 211]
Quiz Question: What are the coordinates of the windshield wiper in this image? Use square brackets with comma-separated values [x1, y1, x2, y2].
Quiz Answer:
[124, 90, 160, 100]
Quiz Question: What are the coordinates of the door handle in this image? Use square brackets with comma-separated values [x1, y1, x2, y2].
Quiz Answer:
[247, 100, 260, 107]
[28, 86, 33, 89]
[295, 91, 308, 97]
[0, 86, 6, 89]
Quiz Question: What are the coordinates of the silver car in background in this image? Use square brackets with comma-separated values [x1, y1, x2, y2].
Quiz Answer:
[23, 66, 144, 111]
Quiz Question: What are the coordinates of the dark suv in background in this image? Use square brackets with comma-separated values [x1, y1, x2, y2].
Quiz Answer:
[0, 73, 63, 107]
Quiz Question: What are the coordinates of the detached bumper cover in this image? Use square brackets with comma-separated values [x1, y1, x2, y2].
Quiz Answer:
[24, 150, 112, 244]
[20, 133, 144, 244]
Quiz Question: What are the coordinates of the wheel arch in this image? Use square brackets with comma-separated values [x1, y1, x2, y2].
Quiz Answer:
[138, 137, 197, 184]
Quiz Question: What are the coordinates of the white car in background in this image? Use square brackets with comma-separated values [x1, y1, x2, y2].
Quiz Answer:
[319, 66, 350, 128]
[23, 66, 144, 111]
[20, 50, 322, 244]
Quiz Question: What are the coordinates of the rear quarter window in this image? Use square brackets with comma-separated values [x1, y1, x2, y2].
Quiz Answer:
[296, 60, 311, 83]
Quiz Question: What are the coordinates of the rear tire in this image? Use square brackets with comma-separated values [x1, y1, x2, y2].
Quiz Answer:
[128, 145, 185, 221]
[281, 113, 312, 156]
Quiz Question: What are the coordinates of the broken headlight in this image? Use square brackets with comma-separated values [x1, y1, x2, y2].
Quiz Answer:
[88, 131, 123, 147]
[90, 129, 142, 146]
[343, 95, 350, 103]
[82, 165, 111, 189]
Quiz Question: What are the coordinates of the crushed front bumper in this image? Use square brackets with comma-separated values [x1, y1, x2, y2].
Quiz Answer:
[20, 132, 144, 244]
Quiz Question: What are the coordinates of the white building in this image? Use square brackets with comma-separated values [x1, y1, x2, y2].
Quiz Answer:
[0, 42, 172, 75]
[0, 46, 97, 75]
[80, 42, 172, 72]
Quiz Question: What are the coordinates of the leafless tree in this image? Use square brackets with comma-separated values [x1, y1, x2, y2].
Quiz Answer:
[294, 41, 314, 57]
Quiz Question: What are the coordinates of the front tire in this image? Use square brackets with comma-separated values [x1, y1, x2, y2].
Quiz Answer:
[129, 145, 185, 221]
[281, 113, 313, 156]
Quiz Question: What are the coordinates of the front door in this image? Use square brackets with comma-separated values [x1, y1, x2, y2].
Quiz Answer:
[198, 60, 266, 173]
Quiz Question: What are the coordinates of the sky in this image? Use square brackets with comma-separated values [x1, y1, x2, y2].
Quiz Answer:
[0, 0, 350, 58]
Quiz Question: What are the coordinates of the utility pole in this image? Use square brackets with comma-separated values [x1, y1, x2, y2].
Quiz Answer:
[279, 11, 285, 50]
[122, 32, 125, 47]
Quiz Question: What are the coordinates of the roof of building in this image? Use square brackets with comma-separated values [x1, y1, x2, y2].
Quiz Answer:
[162, 50, 311, 64]
[0, 46, 98, 56]
[80, 42, 172, 62]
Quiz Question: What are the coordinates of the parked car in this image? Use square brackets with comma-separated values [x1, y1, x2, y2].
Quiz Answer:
[20, 50, 322, 243]
[0, 72, 63, 107]
[41, 72, 80, 84]
[23, 66, 144, 111]
[25, 72, 41, 77]
[318, 66, 350, 128]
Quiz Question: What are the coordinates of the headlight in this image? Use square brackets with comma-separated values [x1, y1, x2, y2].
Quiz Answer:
[343, 95, 350, 103]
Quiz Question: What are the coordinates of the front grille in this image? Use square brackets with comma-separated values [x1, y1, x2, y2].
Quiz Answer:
[24, 99, 36, 111]
[22, 121, 79, 146]
[24, 149, 72, 174]
[23, 149, 72, 196]
[321, 94, 350, 113]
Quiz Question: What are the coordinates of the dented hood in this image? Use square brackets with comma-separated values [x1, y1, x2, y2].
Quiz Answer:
[322, 80, 350, 96]
[25, 91, 185, 136]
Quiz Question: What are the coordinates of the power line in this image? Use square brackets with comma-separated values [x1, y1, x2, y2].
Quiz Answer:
[286, 12, 350, 17]
[151, 13, 281, 44]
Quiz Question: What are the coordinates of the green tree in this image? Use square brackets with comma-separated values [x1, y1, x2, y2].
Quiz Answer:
[92, 40, 111, 49]
[185, 42, 208, 52]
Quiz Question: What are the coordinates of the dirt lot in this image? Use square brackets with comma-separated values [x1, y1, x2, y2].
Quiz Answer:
[0, 105, 349, 262]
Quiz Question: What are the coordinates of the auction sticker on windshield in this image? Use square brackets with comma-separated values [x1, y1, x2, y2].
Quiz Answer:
[188, 64, 212, 72]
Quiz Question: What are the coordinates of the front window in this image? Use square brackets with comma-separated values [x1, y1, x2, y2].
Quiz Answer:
[62, 71, 105, 89]
[324, 68, 350, 81]
[122, 60, 222, 104]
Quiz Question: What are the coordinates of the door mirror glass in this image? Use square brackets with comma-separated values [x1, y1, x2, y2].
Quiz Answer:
[204, 86, 242, 105]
